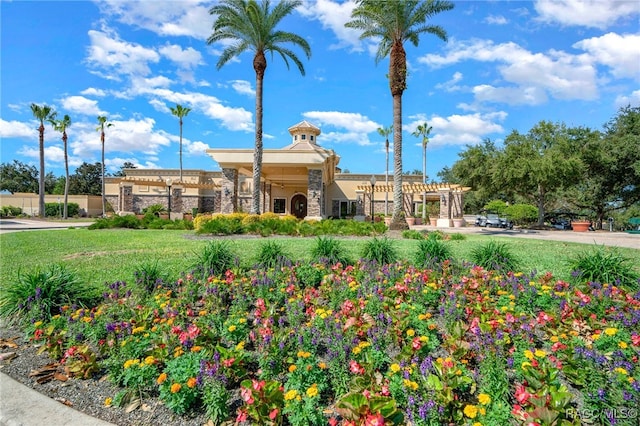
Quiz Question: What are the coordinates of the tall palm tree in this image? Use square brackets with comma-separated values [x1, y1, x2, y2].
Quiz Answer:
[50, 114, 72, 219]
[208, 0, 311, 214]
[347, 0, 453, 229]
[377, 125, 393, 215]
[412, 121, 432, 220]
[30, 104, 56, 218]
[170, 104, 192, 183]
[96, 116, 113, 217]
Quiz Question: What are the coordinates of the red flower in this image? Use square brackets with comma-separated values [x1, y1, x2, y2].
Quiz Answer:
[240, 387, 254, 404]
[269, 408, 279, 420]
[252, 379, 265, 392]
[631, 334, 640, 346]
[364, 412, 385, 426]
[411, 337, 422, 351]
[328, 418, 338, 426]
[236, 409, 248, 422]
[515, 385, 531, 404]
[349, 360, 365, 375]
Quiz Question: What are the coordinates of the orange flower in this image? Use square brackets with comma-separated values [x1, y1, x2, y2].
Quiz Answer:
[187, 377, 197, 388]
[170, 383, 181, 393]
[157, 373, 167, 385]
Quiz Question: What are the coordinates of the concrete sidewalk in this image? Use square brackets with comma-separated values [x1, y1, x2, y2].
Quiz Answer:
[0, 218, 94, 234]
[0, 372, 115, 426]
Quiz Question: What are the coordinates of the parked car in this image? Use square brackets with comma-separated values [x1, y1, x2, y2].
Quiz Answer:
[545, 212, 575, 230]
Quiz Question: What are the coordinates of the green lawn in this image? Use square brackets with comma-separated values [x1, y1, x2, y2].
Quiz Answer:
[2, 228, 638, 289]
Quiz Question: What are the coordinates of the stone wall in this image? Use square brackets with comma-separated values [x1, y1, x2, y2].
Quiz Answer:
[307, 169, 322, 218]
[221, 168, 238, 214]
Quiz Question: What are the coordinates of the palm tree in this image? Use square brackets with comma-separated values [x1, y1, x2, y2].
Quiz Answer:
[347, 0, 453, 229]
[50, 114, 72, 219]
[377, 125, 392, 216]
[170, 104, 192, 183]
[96, 116, 113, 217]
[208, 0, 311, 214]
[412, 121, 432, 220]
[30, 104, 56, 218]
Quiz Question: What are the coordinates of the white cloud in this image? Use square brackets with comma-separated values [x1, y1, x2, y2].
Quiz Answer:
[534, 0, 639, 29]
[0, 119, 38, 139]
[303, 111, 379, 133]
[60, 96, 106, 116]
[615, 90, 640, 108]
[484, 15, 508, 25]
[86, 28, 160, 78]
[98, 0, 213, 40]
[186, 140, 211, 156]
[80, 88, 107, 97]
[573, 33, 640, 80]
[473, 85, 548, 106]
[298, 0, 364, 51]
[159, 44, 203, 69]
[420, 38, 598, 104]
[229, 80, 255, 97]
[405, 112, 507, 147]
[435, 72, 464, 92]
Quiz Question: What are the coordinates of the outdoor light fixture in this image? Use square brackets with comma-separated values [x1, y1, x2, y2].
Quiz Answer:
[370, 175, 376, 223]
[311, 190, 317, 199]
[224, 187, 231, 196]
[165, 178, 173, 217]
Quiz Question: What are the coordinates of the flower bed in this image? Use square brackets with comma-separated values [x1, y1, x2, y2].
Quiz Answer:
[22, 261, 640, 425]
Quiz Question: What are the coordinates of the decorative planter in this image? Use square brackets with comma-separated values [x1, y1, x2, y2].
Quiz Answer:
[430, 218, 438, 227]
[135, 214, 145, 220]
[406, 217, 416, 226]
[384, 216, 392, 226]
[453, 218, 465, 228]
[183, 213, 193, 221]
[415, 217, 423, 225]
[159, 213, 169, 220]
[571, 220, 591, 232]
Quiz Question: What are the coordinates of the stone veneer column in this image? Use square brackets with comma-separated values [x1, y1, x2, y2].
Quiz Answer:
[437, 190, 453, 227]
[119, 183, 134, 213]
[306, 169, 322, 220]
[221, 168, 238, 214]
[172, 186, 183, 214]
[451, 192, 463, 219]
[354, 190, 365, 220]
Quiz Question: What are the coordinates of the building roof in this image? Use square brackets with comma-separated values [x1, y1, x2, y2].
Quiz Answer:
[287, 120, 321, 135]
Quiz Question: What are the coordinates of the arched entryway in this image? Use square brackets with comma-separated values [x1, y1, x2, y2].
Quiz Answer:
[291, 194, 307, 219]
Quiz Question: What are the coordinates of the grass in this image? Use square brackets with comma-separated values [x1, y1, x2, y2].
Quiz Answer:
[1, 228, 639, 290]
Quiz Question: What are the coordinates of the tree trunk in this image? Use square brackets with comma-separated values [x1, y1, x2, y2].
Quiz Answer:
[101, 131, 106, 217]
[252, 52, 267, 215]
[38, 123, 46, 218]
[389, 42, 407, 230]
[537, 183, 545, 226]
[179, 117, 183, 183]
[63, 132, 69, 219]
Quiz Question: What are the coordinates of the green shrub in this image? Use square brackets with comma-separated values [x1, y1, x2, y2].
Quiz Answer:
[483, 200, 508, 215]
[295, 263, 324, 288]
[256, 240, 291, 269]
[45, 202, 79, 217]
[427, 230, 445, 240]
[199, 215, 245, 235]
[142, 204, 166, 215]
[309, 236, 351, 265]
[0, 264, 99, 324]
[471, 241, 519, 271]
[0, 205, 22, 217]
[193, 240, 237, 278]
[402, 229, 425, 240]
[567, 245, 639, 289]
[134, 261, 170, 292]
[448, 232, 466, 241]
[414, 238, 453, 267]
[361, 236, 398, 265]
[504, 204, 538, 226]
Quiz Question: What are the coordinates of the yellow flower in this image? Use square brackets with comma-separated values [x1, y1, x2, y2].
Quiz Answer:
[318, 362, 327, 370]
[352, 346, 361, 355]
[523, 350, 534, 360]
[236, 341, 245, 351]
[390, 363, 401, 373]
[592, 333, 601, 341]
[534, 349, 546, 358]
[288, 365, 297, 373]
[123, 359, 139, 369]
[478, 393, 491, 405]
[619, 341, 628, 349]
[228, 325, 237, 332]
[104, 397, 113, 407]
[34, 321, 43, 328]
[550, 335, 559, 343]
[157, 373, 167, 385]
[463, 404, 479, 419]
[473, 423, 483, 426]
[406, 329, 415, 337]
[132, 326, 145, 334]
[604, 327, 618, 336]
[521, 361, 531, 370]
[191, 345, 202, 352]
[615, 367, 628, 375]
[144, 356, 155, 365]
[306, 384, 319, 398]
[170, 383, 181, 393]
[402, 379, 419, 390]
[419, 335, 429, 342]
[284, 389, 299, 401]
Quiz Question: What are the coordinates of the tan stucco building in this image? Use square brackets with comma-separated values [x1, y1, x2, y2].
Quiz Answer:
[105, 121, 467, 225]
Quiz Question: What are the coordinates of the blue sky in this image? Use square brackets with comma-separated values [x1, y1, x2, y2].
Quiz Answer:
[1, 0, 639, 181]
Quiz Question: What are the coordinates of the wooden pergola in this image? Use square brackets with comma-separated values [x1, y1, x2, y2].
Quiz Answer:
[356, 183, 470, 194]
[119, 176, 219, 190]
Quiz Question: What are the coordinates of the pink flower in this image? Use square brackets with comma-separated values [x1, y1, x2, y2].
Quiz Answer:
[411, 337, 422, 351]
[515, 385, 531, 404]
[349, 360, 365, 375]
[364, 412, 385, 426]
[236, 409, 248, 422]
[252, 379, 265, 392]
[631, 334, 640, 346]
[362, 389, 371, 399]
[381, 384, 390, 396]
[240, 387, 254, 404]
[269, 408, 279, 420]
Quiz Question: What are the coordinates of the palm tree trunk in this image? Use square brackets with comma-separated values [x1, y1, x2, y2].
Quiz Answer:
[252, 53, 266, 215]
[179, 117, 183, 183]
[101, 132, 106, 217]
[63, 132, 69, 219]
[392, 93, 403, 227]
[38, 124, 45, 218]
